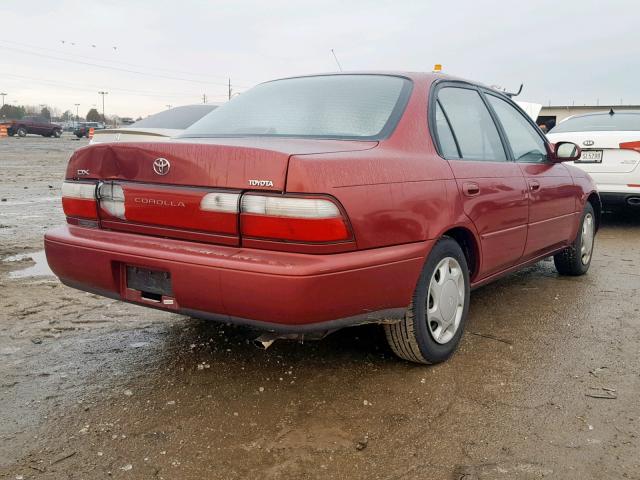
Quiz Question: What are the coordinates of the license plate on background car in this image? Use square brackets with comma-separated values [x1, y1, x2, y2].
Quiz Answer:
[577, 150, 603, 163]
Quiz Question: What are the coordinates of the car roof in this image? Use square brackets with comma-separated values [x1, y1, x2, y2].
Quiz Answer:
[566, 110, 640, 119]
[262, 71, 509, 98]
[131, 104, 218, 129]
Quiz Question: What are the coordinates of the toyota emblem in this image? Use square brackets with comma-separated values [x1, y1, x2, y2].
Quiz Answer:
[153, 158, 170, 175]
[583, 140, 594, 146]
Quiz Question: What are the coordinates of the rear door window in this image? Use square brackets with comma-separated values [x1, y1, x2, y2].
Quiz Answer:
[437, 87, 507, 162]
[487, 95, 548, 163]
[434, 101, 460, 158]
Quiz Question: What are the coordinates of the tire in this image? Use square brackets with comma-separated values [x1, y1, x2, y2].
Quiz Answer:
[384, 237, 471, 364]
[17, 127, 27, 137]
[554, 203, 595, 276]
[75, 133, 83, 139]
[8, 132, 15, 137]
[53, 129, 62, 138]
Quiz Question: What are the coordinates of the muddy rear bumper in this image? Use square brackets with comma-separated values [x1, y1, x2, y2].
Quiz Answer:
[44, 225, 430, 332]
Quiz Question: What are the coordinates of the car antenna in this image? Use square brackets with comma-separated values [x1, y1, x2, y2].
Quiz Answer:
[609, 108, 615, 115]
[504, 84, 524, 98]
[331, 49, 343, 72]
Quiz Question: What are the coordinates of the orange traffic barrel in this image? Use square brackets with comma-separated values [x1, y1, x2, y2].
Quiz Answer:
[0, 125, 7, 137]
[88, 127, 95, 139]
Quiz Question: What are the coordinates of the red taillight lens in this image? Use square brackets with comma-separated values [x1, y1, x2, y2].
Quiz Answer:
[619, 141, 640, 152]
[240, 195, 351, 243]
[61, 181, 98, 219]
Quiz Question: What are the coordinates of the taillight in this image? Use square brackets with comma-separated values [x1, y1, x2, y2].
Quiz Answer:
[97, 182, 240, 235]
[61, 181, 98, 219]
[98, 182, 125, 219]
[64, 181, 352, 247]
[619, 141, 640, 152]
[240, 195, 351, 243]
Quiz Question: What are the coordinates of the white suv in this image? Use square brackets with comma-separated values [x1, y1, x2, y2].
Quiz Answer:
[547, 111, 640, 209]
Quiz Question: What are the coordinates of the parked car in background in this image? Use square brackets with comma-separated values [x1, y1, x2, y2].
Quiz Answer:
[45, 73, 599, 364]
[90, 104, 218, 144]
[5, 116, 63, 138]
[547, 111, 640, 210]
[74, 122, 105, 138]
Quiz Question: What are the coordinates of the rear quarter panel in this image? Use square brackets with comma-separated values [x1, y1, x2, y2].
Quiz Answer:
[285, 76, 461, 251]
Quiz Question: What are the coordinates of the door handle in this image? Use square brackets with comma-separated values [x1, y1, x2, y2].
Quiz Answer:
[462, 182, 480, 197]
[529, 180, 541, 192]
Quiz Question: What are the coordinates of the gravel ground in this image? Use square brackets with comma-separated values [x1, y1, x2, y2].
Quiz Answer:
[1, 135, 639, 479]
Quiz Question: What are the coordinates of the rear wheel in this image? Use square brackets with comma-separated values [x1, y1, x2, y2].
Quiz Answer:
[554, 203, 595, 276]
[384, 237, 470, 364]
[53, 129, 62, 138]
[17, 127, 27, 137]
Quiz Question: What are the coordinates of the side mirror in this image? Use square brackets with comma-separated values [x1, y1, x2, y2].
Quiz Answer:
[552, 142, 581, 162]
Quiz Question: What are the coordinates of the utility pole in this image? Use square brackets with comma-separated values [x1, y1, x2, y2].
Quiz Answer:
[0, 93, 6, 107]
[166, 104, 172, 110]
[228, 78, 232, 100]
[202, 93, 207, 104]
[98, 91, 108, 124]
[74, 103, 80, 127]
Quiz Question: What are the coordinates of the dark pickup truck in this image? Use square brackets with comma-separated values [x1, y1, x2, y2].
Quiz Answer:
[73, 122, 105, 138]
[5, 116, 63, 138]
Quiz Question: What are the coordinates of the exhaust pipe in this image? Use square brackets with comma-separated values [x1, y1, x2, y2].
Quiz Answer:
[627, 197, 640, 207]
[253, 333, 278, 350]
[252, 331, 330, 350]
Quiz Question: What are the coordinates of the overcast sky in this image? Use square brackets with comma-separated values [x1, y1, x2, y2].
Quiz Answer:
[1, 0, 638, 118]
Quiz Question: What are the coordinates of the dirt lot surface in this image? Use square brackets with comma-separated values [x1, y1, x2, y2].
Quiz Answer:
[1, 135, 639, 479]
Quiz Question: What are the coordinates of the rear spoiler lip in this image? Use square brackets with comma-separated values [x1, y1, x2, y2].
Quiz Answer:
[93, 129, 168, 137]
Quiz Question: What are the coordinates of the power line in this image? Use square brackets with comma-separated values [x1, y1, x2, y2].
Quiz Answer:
[0, 38, 256, 88]
[0, 43, 256, 89]
[0, 72, 229, 100]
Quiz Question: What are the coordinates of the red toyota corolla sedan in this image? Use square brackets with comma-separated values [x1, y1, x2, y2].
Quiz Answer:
[44, 72, 600, 364]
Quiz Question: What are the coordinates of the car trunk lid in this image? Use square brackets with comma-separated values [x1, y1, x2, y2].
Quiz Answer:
[548, 131, 640, 173]
[65, 138, 376, 243]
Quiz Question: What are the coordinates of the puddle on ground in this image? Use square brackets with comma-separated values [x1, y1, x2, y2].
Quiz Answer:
[4, 250, 54, 278]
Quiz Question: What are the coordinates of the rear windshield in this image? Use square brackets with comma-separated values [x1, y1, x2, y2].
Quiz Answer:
[133, 104, 217, 129]
[550, 113, 640, 133]
[181, 74, 412, 140]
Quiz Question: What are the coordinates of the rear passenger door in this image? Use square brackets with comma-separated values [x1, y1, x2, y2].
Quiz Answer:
[484, 93, 577, 258]
[433, 84, 529, 277]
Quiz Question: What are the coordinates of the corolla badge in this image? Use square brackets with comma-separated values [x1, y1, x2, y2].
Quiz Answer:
[583, 140, 594, 146]
[153, 158, 170, 175]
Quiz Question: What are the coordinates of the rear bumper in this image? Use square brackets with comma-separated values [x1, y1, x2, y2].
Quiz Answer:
[599, 192, 640, 207]
[44, 226, 430, 331]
